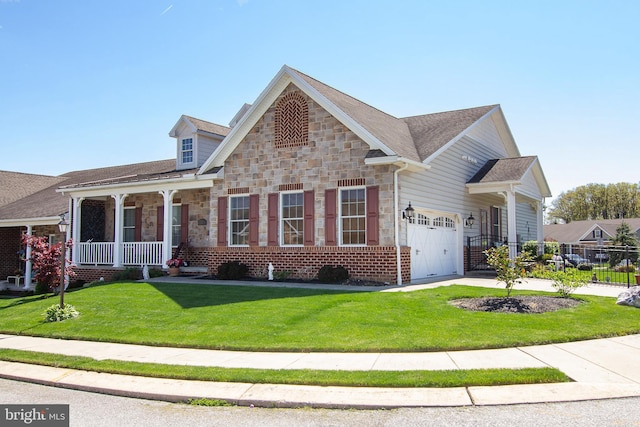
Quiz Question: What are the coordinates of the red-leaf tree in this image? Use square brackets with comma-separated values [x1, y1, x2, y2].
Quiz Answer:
[21, 235, 75, 292]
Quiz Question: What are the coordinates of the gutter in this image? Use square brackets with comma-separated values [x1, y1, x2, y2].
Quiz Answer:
[394, 162, 410, 285]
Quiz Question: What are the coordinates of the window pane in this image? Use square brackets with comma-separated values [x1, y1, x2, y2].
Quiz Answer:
[230, 196, 250, 245]
[123, 208, 136, 227]
[340, 189, 366, 245]
[171, 206, 182, 247]
[281, 192, 304, 246]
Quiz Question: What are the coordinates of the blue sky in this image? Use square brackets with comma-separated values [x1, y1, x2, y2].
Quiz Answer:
[1, 0, 638, 203]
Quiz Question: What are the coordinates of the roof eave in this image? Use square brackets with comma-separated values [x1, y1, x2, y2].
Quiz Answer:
[364, 156, 430, 171]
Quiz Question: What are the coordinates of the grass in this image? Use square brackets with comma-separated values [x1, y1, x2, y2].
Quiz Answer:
[0, 349, 570, 388]
[0, 281, 638, 352]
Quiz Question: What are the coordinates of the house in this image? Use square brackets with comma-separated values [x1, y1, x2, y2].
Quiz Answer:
[544, 219, 640, 245]
[0, 65, 551, 288]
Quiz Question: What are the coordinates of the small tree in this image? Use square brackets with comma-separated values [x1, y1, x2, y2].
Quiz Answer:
[608, 222, 639, 267]
[549, 269, 587, 298]
[484, 245, 532, 297]
[21, 235, 75, 293]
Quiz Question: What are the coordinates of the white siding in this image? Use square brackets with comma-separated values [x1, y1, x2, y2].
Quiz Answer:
[516, 202, 538, 243]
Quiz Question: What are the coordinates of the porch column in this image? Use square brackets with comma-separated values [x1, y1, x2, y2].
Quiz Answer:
[71, 197, 84, 264]
[159, 189, 178, 267]
[506, 189, 517, 259]
[536, 199, 544, 245]
[111, 193, 128, 267]
[24, 225, 33, 290]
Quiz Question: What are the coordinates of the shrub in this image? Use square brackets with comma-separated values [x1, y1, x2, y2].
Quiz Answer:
[35, 281, 49, 295]
[217, 261, 248, 280]
[615, 264, 636, 273]
[318, 265, 350, 283]
[484, 246, 532, 297]
[43, 303, 80, 322]
[541, 253, 553, 263]
[272, 270, 292, 281]
[68, 279, 86, 289]
[148, 268, 165, 278]
[577, 263, 593, 271]
[549, 269, 587, 298]
[111, 267, 142, 281]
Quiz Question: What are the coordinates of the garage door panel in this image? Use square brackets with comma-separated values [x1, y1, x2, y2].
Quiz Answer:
[408, 212, 458, 280]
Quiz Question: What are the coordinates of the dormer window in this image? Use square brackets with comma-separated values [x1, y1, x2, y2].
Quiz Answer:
[181, 138, 194, 164]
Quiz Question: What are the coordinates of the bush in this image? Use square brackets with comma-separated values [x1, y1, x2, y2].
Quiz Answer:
[111, 267, 142, 281]
[577, 263, 593, 271]
[217, 261, 248, 280]
[148, 268, 165, 278]
[43, 303, 80, 322]
[67, 279, 86, 289]
[318, 265, 350, 283]
[35, 281, 50, 295]
[615, 264, 636, 273]
[549, 269, 587, 298]
[272, 270, 292, 281]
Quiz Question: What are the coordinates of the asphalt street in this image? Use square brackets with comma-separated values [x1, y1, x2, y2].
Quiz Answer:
[2, 378, 639, 427]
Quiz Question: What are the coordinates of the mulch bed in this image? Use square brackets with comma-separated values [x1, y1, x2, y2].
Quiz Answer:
[450, 295, 582, 314]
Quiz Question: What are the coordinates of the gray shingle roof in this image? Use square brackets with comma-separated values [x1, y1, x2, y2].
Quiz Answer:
[183, 115, 230, 137]
[544, 218, 640, 243]
[0, 160, 181, 221]
[402, 106, 497, 161]
[289, 68, 499, 164]
[0, 171, 65, 208]
[468, 156, 537, 184]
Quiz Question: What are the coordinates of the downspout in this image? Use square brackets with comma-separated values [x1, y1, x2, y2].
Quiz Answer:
[394, 162, 410, 285]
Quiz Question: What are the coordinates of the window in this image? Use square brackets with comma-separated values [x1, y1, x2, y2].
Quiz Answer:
[171, 205, 182, 247]
[281, 192, 304, 245]
[491, 206, 502, 238]
[230, 196, 250, 245]
[181, 138, 193, 164]
[340, 188, 366, 245]
[593, 229, 602, 238]
[123, 207, 136, 242]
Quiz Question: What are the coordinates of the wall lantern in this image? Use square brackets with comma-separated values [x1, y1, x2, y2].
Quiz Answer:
[57, 214, 68, 233]
[403, 202, 415, 222]
[464, 212, 475, 228]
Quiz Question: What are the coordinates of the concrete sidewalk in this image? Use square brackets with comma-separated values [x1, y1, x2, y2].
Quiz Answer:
[0, 277, 638, 408]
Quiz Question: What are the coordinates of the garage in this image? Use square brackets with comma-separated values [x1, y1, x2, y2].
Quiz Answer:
[408, 211, 459, 280]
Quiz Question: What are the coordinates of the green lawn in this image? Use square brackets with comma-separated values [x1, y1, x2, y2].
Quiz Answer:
[0, 349, 569, 388]
[0, 281, 637, 352]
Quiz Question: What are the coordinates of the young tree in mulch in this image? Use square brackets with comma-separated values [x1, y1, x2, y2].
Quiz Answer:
[484, 245, 532, 297]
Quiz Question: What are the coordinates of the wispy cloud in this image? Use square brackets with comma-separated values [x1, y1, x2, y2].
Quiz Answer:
[237, 0, 248, 6]
[0, 0, 22, 3]
[160, 4, 173, 15]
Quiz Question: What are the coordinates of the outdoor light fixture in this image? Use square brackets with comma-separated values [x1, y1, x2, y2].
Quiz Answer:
[57, 214, 68, 233]
[464, 212, 475, 228]
[403, 202, 415, 222]
[57, 214, 68, 308]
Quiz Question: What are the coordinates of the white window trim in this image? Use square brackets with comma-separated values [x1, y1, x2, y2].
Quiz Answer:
[229, 195, 250, 247]
[180, 137, 195, 167]
[338, 186, 367, 247]
[123, 206, 136, 243]
[171, 203, 182, 248]
[280, 191, 304, 247]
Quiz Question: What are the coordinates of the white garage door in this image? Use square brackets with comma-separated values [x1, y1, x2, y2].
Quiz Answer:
[408, 212, 458, 280]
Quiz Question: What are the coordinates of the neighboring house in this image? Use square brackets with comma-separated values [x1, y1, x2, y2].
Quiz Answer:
[544, 219, 640, 245]
[0, 65, 551, 288]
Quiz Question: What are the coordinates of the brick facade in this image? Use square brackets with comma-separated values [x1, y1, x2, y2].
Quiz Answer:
[206, 246, 410, 284]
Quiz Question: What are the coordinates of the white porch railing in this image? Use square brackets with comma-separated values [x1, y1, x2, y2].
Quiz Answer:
[121, 242, 163, 266]
[77, 242, 164, 266]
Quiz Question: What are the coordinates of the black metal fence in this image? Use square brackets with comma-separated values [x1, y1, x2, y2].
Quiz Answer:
[466, 237, 640, 286]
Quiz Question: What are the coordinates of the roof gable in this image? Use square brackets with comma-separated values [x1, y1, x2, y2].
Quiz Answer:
[169, 115, 230, 138]
[402, 105, 497, 162]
